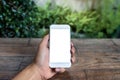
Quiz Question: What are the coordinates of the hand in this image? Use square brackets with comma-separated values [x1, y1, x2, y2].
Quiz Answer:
[34, 34, 76, 79]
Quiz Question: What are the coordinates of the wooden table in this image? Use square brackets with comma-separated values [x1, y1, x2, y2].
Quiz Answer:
[0, 38, 120, 80]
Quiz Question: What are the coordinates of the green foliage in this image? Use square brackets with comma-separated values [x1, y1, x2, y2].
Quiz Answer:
[65, 11, 99, 37]
[0, 0, 40, 37]
[0, 0, 120, 38]
[37, 5, 72, 28]
[66, 0, 120, 38]
[97, 0, 120, 38]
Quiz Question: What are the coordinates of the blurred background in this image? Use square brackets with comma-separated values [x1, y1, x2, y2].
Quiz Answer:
[0, 0, 120, 38]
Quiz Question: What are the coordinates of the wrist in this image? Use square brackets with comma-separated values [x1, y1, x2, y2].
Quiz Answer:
[31, 63, 47, 80]
[12, 63, 47, 80]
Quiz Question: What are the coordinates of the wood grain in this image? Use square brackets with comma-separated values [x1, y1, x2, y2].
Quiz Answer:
[0, 39, 120, 80]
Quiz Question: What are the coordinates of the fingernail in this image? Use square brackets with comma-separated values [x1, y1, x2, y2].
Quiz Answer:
[71, 43, 73, 46]
[55, 68, 60, 72]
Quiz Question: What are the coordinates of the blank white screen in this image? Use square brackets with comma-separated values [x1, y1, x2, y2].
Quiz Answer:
[50, 28, 70, 63]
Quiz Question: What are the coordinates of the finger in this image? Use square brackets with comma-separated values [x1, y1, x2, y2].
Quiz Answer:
[71, 45, 76, 63]
[71, 45, 76, 55]
[55, 68, 65, 73]
[71, 49, 76, 63]
[71, 42, 75, 54]
[71, 42, 74, 47]
[40, 34, 49, 47]
[45, 69, 57, 79]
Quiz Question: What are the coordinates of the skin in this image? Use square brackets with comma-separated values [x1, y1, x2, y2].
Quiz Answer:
[12, 35, 76, 80]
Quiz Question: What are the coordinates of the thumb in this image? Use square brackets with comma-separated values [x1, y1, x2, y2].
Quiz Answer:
[40, 34, 49, 47]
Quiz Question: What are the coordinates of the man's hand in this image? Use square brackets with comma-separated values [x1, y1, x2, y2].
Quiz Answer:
[34, 34, 76, 79]
[13, 34, 76, 80]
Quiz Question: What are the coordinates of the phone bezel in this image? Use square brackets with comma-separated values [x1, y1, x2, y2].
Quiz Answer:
[49, 24, 71, 68]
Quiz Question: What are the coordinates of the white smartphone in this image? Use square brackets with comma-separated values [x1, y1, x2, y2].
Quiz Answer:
[49, 24, 71, 68]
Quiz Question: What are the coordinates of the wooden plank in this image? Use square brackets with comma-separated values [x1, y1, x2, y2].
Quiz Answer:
[0, 39, 119, 70]
[0, 46, 37, 56]
[49, 70, 86, 80]
[29, 38, 41, 46]
[0, 71, 17, 80]
[0, 39, 120, 80]
[0, 38, 30, 47]
[19, 57, 34, 71]
[112, 39, 120, 47]
[73, 39, 113, 46]
[0, 56, 23, 71]
[112, 39, 120, 52]
[49, 69, 120, 80]
[74, 51, 120, 69]
[85, 69, 120, 80]
[74, 39, 117, 53]
[72, 39, 120, 69]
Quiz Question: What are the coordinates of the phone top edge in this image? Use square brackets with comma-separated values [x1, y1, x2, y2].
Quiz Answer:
[50, 24, 70, 29]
